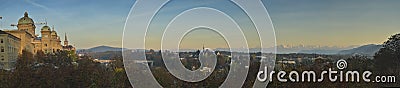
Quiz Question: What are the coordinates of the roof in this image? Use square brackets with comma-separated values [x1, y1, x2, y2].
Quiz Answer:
[63, 45, 75, 48]
[0, 30, 9, 34]
[0, 30, 21, 40]
[3, 30, 35, 38]
[18, 12, 34, 25]
[35, 37, 42, 40]
[41, 26, 51, 31]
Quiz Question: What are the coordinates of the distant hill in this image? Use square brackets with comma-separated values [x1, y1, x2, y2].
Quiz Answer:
[78, 46, 125, 53]
[271, 45, 358, 54]
[77, 46, 126, 60]
[298, 49, 341, 55]
[337, 44, 382, 56]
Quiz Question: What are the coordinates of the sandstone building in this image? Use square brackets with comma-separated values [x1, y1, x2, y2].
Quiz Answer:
[0, 12, 75, 70]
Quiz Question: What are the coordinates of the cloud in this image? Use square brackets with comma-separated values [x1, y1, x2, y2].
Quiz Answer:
[25, 0, 50, 10]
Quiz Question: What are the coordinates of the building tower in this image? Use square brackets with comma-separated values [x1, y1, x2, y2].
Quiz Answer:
[64, 33, 68, 46]
[41, 25, 51, 53]
[17, 12, 36, 36]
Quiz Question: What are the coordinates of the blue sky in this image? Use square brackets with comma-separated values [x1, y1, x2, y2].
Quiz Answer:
[0, 0, 133, 49]
[1, 0, 399, 49]
[265, 0, 400, 47]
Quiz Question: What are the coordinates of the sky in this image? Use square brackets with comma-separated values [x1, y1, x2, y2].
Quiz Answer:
[265, 0, 400, 47]
[0, 0, 399, 49]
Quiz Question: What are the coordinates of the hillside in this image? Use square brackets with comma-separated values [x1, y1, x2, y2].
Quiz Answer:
[337, 44, 382, 56]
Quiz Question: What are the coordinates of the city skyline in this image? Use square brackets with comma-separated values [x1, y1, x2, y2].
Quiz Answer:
[0, 0, 399, 49]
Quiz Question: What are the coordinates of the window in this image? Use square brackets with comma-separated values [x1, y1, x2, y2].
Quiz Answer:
[0, 39, 3, 43]
[1, 46, 4, 52]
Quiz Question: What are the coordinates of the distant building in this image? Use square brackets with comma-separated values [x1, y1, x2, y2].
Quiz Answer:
[62, 33, 75, 51]
[4, 12, 75, 54]
[93, 59, 115, 66]
[0, 30, 20, 70]
[277, 59, 296, 68]
[0, 12, 76, 70]
[31, 25, 63, 53]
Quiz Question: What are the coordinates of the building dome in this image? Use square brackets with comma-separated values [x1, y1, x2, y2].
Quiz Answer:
[51, 31, 57, 35]
[18, 12, 34, 25]
[41, 26, 51, 31]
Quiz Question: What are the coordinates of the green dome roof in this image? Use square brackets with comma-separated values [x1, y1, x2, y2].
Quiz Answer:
[41, 26, 51, 31]
[18, 12, 34, 25]
[51, 31, 57, 35]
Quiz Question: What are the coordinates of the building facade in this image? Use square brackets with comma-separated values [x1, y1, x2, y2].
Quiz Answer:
[4, 12, 74, 54]
[0, 12, 75, 70]
[32, 25, 63, 53]
[0, 30, 20, 70]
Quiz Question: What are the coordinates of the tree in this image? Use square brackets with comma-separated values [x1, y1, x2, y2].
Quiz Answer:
[71, 57, 111, 88]
[109, 56, 132, 88]
[374, 33, 400, 87]
[10, 50, 35, 88]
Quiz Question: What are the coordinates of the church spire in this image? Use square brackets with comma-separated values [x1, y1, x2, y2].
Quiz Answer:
[64, 33, 68, 46]
[202, 43, 205, 50]
[65, 33, 67, 41]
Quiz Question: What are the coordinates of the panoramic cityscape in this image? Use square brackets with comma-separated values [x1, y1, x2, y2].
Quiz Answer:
[0, 0, 399, 88]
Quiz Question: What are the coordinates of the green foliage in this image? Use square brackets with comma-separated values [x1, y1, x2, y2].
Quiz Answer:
[373, 33, 400, 87]
[1, 50, 131, 88]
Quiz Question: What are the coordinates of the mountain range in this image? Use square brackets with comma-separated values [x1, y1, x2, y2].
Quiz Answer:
[77, 44, 383, 56]
[337, 44, 382, 56]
